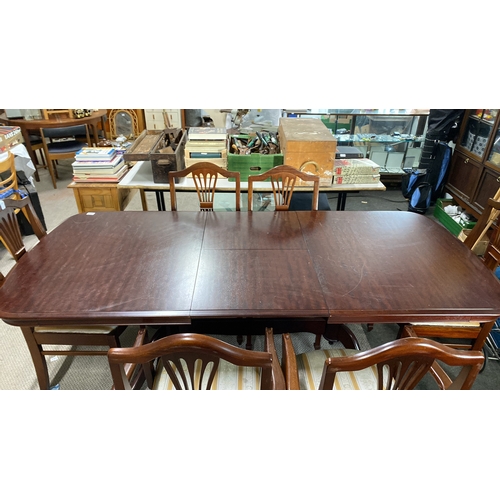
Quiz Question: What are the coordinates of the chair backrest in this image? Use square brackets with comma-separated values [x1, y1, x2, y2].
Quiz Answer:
[320, 334, 483, 390]
[482, 224, 500, 271]
[282, 332, 483, 390]
[169, 162, 241, 211]
[42, 109, 74, 120]
[247, 164, 320, 212]
[0, 152, 20, 199]
[463, 197, 500, 252]
[40, 125, 91, 154]
[108, 327, 285, 390]
[0, 197, 46, 261]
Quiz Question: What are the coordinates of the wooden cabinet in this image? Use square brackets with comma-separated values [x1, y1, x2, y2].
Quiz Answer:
[446, 109, 500, 218]
[144, 109, 182, 130]
[68, 182, 134, 213]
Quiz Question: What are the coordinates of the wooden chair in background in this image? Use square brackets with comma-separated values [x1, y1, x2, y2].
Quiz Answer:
[0, 197, 141, 390]
[169, 162, 241, 211]
[42, 109, 74, 120]
[282, 328, 484, 390]
[0, 152, 34, 257]
[40, 124, 91, 188]
[247, 164, 320, 212]
[108, 327, 285, 390]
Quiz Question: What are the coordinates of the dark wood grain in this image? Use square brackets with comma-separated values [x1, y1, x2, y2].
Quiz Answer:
[297, 211, 500, 323]
[0, 212, 206, 325]
[1, 211, 500, 331]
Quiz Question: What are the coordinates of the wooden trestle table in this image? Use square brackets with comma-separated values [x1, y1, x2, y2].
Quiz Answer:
[1, 210, 500, 389]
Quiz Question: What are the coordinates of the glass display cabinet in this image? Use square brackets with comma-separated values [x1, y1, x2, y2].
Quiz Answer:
[282, 109, 429, 180]
[447, 109, 500, 217]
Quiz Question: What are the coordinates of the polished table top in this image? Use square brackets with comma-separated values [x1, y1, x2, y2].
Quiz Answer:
[1, 211, 500, 329]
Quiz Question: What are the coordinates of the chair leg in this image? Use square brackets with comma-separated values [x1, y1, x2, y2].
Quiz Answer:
[246, 335, 253, 350]
[314, 333, 322, 350]
[47, 160, 58, 189]
[21, 326, 51, 390]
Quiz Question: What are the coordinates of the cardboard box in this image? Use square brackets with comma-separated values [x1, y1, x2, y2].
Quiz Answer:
[457, 229, 490, 256]
[279, 118, 336, 186]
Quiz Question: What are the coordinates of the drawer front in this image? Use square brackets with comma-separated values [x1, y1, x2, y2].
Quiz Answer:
[79, 187, 117, 211]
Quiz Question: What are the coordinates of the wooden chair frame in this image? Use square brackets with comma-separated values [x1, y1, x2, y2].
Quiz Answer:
[282, 329, 484, 390]
[108, 327, 285, 390]
[247, 164, 320, 212]
[169, 162, 241, 211]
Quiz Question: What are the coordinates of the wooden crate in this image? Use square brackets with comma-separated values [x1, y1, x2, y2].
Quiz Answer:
[124, 128, 186, 183]
[149, 129, 187, 183]
[279, 118, 337, 186]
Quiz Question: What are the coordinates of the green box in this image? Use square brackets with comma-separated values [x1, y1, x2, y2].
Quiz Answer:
[227, 153, 284, 182]
[433, 199, 476, 236]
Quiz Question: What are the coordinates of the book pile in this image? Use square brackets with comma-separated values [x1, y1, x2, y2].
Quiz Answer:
[72, 147, 128, 183]
[184, 127, 228, 169]
[332, 158, 380, 185]
[0, 126, 23, 153]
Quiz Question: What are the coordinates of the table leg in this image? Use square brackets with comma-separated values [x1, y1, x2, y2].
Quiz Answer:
[155, 191, 166, 211]
[90, 123, 99, 146]
[140, 189, 148, 211]
[21, 326, 50, 390]
[323, 324, 360, 350]
[336, 192, 347, 211]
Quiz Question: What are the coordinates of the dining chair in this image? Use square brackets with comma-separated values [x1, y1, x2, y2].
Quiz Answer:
[169, 162, 241, 211]
[399, 196, 500, 388]
[0, 197, 143, 390]
[247, 164, 320, 212]
[108, 327, 285, 390]
[40, 124, 91, 189]
[0, 152, 34, 257]
[281, 327, 484, 390]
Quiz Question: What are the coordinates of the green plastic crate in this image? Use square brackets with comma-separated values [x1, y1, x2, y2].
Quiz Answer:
[433, 199, 476, 236]
[227, 152, 284, 181]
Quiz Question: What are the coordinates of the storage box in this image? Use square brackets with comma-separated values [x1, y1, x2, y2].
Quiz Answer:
[227, 152, 284, 181]
[458, 229, 490, 256]
[433, 199, 477, 236]
[279, 118, 336, 186]
[150, 129, 187, 183]
[123, 129, 186, 183]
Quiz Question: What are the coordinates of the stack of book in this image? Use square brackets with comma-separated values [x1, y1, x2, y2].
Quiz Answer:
[72, 147, 128, 183]
[332, 158, 380, 185]
[184, 127, 227, 169]
[0, 126, 23, 153]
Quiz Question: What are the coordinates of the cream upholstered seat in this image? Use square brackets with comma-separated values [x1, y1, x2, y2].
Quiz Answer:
[294, 347, 381, 390]
[153, 357, 264, 390]
[282, 328, 484, 390]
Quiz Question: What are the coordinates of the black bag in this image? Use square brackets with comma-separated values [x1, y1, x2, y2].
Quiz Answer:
[15, 171, 47, 235]
[402, 170, 432, 215]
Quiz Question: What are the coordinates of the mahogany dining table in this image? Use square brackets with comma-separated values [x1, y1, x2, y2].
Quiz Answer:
[0, 110, 108, 180]
[1, 209, 500, 389]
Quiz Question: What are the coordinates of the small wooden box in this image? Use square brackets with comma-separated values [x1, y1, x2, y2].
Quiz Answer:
[124, 129, 187, 183]
[279, 118, 337, 186]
